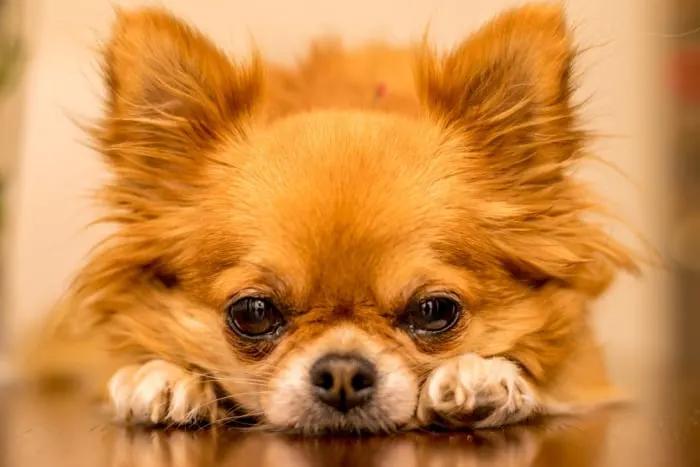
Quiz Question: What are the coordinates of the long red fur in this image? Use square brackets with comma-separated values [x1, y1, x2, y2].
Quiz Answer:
[19, 3, 639, 421]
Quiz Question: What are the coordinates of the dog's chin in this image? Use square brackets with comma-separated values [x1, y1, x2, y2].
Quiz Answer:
[265, 403, 414, 435]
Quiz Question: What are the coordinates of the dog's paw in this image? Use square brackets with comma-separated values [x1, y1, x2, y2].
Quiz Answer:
[417, 353, 538, 429]
[108, 360, 218, 426]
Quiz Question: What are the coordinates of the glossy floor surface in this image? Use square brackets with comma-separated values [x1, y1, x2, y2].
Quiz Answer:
[1, 365, 698, 467]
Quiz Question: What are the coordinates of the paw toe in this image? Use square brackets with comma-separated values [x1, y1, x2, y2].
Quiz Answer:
[417, 354, 538, 429]
[108, 361, 216, 426]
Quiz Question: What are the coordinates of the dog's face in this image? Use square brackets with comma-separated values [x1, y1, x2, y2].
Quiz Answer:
[81, 5, 637, 433]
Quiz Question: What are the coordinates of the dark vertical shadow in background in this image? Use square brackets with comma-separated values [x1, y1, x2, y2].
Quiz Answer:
[669, 0, 700, 465]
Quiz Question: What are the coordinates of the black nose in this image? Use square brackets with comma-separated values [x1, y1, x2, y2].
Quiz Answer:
[309, 354, 377, 413]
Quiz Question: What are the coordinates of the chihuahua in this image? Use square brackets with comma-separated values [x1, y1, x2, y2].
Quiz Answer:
[28, 3, 639, 434]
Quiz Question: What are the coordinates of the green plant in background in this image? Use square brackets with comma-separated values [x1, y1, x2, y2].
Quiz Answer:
[0, 0, 22, 228]
[0, 35, 20, 92]
[0, 0, 21, 93]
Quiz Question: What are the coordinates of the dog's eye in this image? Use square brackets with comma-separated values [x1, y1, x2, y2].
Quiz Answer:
[404, 297, 461, 334]
[226, 297, 285, 338]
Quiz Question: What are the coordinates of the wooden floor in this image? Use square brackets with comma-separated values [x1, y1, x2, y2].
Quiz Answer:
[1, 369, 698, 467]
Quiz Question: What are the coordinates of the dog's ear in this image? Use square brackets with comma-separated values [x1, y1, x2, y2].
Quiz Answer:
[417, 3, 579, 183]
[418, 4, 640, 290]
[93, 8, 263, 216]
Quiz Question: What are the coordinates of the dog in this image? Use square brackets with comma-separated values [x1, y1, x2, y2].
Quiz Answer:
[25, 2, 639, 434]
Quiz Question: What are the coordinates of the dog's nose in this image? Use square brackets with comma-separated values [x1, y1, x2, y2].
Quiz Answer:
[309, 354, 377, 413]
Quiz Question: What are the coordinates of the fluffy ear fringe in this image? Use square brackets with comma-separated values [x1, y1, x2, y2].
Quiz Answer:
[416, 3, 580, 171]
[87, 7, 263, 219]
[415, 3, 642, 289]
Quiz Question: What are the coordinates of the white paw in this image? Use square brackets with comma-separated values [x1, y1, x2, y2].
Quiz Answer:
[417, 353, 538, 429]
[108, 360, 218, 426]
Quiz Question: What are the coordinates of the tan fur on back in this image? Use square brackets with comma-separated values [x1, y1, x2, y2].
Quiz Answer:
[265, 39, 420, 118]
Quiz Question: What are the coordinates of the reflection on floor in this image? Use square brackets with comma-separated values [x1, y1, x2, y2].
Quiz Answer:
[2, 375, 693, 467]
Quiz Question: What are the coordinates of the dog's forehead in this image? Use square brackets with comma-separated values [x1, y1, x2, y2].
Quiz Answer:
[227, 112, 462, 238]
[220, 112, 469, 301]
[249, 111, 446, 175]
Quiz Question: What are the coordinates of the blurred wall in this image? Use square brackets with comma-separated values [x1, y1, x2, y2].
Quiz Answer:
[2, 0, 670, 380]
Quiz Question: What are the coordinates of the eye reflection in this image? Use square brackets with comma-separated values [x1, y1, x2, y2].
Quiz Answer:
[225, 297, 286, 339]
[401, 295, 462, 335]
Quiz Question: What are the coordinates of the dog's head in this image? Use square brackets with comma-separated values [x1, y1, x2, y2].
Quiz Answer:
[78, 4, 638, 433]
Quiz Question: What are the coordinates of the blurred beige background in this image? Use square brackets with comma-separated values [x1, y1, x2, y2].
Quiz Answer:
[1, 0, 671, 385]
